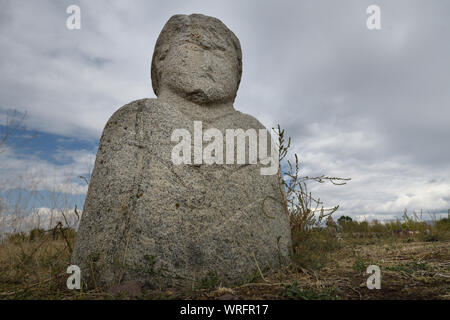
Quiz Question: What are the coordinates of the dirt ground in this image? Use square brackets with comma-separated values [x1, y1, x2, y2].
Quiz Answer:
[167, 239, 450, 300]
[1, 237, 448, 300]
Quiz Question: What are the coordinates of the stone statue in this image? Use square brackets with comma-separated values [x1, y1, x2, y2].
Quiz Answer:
[72, 14, 292, 289]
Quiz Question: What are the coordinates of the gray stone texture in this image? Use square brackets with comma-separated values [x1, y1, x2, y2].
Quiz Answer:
[72, 14, 292, 289]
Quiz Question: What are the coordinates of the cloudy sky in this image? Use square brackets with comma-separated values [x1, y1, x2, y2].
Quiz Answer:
[1, 0, 449, 221]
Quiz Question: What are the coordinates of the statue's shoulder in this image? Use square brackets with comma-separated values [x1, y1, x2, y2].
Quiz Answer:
[99, 98, 168, 144]
[107, 98, 161, 121]
[227, 108, 268, 131]
[106, 98, 177, 127]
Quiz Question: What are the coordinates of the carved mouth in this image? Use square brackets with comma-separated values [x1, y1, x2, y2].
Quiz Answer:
[186, 89, 209, 103]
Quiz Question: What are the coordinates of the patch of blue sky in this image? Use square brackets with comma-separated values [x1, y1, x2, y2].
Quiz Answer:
[1, 125, 98, 166]
[0, 188, 85, 214]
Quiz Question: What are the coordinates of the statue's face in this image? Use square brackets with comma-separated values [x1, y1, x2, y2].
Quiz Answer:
[159, 35, 240, 104]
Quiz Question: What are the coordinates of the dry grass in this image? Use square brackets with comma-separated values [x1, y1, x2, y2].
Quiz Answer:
[0, 225, 448, 300]
[0, 230, 110, 299]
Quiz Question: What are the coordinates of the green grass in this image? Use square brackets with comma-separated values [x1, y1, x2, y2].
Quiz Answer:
[285, 282, 339, 300]
[385, 261, 428, 274]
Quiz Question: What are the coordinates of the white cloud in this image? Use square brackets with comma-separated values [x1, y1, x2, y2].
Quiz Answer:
[0, 146, 94, 195]
[1, 0, 449, 220]
[0, 206, 82, 235]
[289, 122, 450, 219]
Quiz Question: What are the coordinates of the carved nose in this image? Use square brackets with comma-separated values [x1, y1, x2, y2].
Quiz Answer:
[200, 66, 215, 82]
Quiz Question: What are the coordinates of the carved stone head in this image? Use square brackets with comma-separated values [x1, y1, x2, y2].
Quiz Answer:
[151, 14, 242, 105]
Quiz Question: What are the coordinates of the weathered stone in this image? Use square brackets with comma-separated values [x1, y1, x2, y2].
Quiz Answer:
[72, 13, 292, 289]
